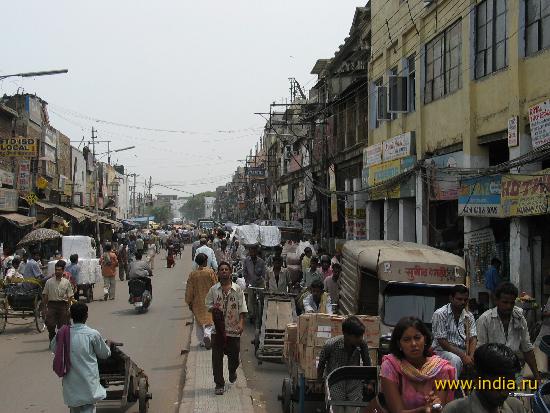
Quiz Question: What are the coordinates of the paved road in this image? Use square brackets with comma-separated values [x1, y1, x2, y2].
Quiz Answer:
[0, 250, 193, 413]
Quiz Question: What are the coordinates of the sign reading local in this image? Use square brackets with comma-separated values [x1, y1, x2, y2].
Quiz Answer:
[0, 136, 38, 157]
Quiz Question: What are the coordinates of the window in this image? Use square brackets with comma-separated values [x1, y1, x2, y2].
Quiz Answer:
[425, 20, 462, 104]
[526, 0, 550, 55]
[375, 77, 390, 125]
[475, 0, 507, 78]
[407, 53, 416, 111]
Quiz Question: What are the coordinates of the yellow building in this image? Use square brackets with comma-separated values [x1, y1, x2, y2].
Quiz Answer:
[366, 0, 550, 301]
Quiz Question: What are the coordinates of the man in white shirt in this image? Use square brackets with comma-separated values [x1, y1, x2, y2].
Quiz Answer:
[194, 238, 218, 271]
[303, 279, 333, 314]
[43, 260, 74, 341]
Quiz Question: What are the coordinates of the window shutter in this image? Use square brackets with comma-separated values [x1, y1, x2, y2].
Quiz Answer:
[388, 75, 409, 113]
[376, 86, 391, 120]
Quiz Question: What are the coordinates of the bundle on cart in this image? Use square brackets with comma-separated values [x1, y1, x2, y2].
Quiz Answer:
[4, 281, 43, 309]
[284, 313, 380, 379]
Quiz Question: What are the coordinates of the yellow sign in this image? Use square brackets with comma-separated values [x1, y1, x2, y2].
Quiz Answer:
[0, 136, 38, 157]
[501, 171, 550, 216]
[36, 176, 48, 189]
[25, 192, 38, 205]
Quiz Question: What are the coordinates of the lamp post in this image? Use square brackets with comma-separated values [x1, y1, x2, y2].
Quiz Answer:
[0, 69, 68, 81]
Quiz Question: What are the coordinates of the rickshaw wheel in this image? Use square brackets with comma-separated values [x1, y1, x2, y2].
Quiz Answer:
[138, 377, 149, 413]
[34, 300, 46, 333]
[0, 300, 7, 333]
[281, 378, 292, 413]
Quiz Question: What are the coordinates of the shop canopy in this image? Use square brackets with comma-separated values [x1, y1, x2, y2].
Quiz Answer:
[0, 213, 36, 227]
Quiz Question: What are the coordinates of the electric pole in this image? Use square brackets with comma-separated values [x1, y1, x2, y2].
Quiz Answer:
[127, 173, 138, 217]
[91, 127, 100, 250]
[146, 176, 152, 228]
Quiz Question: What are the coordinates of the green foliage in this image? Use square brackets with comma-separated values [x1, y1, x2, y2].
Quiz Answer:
[147, 204, 173, 224]
[179, 191, 215, 221]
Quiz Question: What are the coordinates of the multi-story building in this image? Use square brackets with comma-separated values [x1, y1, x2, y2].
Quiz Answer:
[366, 0, 550, 302]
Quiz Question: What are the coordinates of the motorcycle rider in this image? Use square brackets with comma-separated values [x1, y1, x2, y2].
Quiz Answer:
[128, 251, 153, 299]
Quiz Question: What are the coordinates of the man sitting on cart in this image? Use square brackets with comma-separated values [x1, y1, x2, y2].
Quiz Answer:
[317, 315, 372, 413]
[303, 279, 333, 314]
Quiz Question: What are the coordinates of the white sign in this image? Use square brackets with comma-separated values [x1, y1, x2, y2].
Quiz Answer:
[0, 188, 18, 212]
[464, 227, 495, 246]
[383, 132, 414, 161]
[0, 168, 15, 187]
[17, 160, 31, 192]
[508, 116, 518, 147]
[529, 100, 550, 148]
[44, 127, 58, 148]
[363, 143, 383, 167]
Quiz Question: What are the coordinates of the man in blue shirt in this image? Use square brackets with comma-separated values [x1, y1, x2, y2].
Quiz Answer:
[484, 258, 502, 303]
[22, 251, 43, 279]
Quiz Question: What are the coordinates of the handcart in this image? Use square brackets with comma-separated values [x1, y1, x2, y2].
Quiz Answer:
[0, 279, 46, 334]
[98, 342, 152, 413]
[325, 366, 378, 413]
[252, 289, 297, 364]
[280, 353, 326, 413]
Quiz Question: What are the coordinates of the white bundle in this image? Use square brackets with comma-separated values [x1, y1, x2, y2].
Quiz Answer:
[47, 258, 101, 284]
[234, 224, 261, 246]
[62, 236, 96, 259]
[258, 226, 281, 247]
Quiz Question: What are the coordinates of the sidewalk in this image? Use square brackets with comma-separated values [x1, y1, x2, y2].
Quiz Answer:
[179, 324, 255, 413]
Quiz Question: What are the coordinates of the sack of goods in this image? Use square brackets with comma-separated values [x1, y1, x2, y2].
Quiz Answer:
[284, 313, 380, 379]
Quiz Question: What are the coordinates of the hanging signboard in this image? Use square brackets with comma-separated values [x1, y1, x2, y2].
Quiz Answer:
[501, 171, 550, 217]
[0, 168, 15, 187]
[383, 132, 415, 162]
[329, 165, 338, 223]
[17, 160, 31, 192]
[529, 100, 550, 148]
[0, 188, 18, 212]
[44, 127, 58, 148]
[0, 136, 38, 157]
[458, 175, 502, 217]
[245, 166, 266, 177]
[508, 116, 519, 147]
[363, 143, 383, 167]
[427, 151, 463, 200]
[25, 96, 42, 125]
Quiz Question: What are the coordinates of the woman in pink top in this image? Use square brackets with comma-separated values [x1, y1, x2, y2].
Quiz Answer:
[380, 317, 455, 413]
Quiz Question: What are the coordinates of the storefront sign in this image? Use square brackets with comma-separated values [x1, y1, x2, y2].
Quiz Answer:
[17, 160, 31, 192]
[303, 218, 313, 235]
[428, 151, 463, 200]
[279, 185, 289, 204]
[508, 116, 518, 147]
[363, 143, 383, 167]
[43, 143, 56, 162]
[25, 96, 42, 125]
[363, 156, 416, 200]
[464, 228, 495, 246]
[501, 171, 550, 216]
[245, 166, 266, 177]
[0, 188, 18, 212]
[529, 100, 550, 148]
[458, 175, 502, 217]
[383, 132, 414, 162]
[36, 176, 48, 189]
[44, 127, 58, 148]
[0, 136, 38, 157]
[0, 168, 15, 187]
[329, 165, 337, 223]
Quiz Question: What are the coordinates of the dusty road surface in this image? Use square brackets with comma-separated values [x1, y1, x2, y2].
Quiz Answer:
[0, 251, 193, 413]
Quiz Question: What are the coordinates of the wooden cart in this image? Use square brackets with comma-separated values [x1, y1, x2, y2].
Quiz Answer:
[280, 354, 324, 413]
[0, 279, 46, 334]
[98, 342, 152, 413]
[252, 291, 297, 364]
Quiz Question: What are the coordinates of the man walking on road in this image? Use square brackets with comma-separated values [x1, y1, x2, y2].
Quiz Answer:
[43, 260, 74, 341]
[117, 241, 128, 281]
[51, 302, 111, 413]
[242, 244, 265, 321]
[194, 238, 218, 271]
[205, 261, 247, 395]
[100, 243, 118, 301]
[186, 253, 217, 349]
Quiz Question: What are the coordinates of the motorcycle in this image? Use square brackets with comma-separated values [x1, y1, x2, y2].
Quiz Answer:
[128, 273, 153, 313]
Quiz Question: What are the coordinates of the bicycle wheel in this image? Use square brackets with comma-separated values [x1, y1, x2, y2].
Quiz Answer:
[34, 300, 46, 333]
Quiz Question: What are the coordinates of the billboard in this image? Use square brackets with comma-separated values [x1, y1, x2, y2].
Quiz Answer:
[0, 136, 38, 157]
[363, 155, 416, 200]
[458, 175, 502, 217]
[529, 100, 550, 148]
[501, 172, 550, 216]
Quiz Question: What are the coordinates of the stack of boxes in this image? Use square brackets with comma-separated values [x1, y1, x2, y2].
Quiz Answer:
[284, 313, 380, 379]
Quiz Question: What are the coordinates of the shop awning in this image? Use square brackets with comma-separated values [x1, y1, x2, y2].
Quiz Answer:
[72, 207, 97, 220]
[99, 217, 122, 228]
[35, 201, 56, 210]
[55, 205, 87, 223]
[0, 213, 36, 227]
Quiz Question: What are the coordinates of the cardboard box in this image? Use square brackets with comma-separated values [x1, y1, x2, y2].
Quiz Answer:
[297, 314, 311, 344]
[286, 323, 297, 343]
[357, 315, 380, 348]
[284, 323, 298, 361]
[307, 314, 343, 347]
[302, 346, 323, 379]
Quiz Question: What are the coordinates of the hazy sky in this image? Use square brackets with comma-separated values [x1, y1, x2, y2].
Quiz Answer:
[2, 1, 364, 196]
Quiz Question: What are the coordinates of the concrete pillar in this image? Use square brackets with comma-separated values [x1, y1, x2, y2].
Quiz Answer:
[384, 199, 399, 241]
[399, 198, 416, 242]
[366, 201, 381, 240]
[353, 178, 367, 240]
[510, 218, 531, 295]
[415, 172, 427, 244]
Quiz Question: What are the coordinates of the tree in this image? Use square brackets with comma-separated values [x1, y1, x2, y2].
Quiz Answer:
[147, 205, 173, 224]
[179, 191, 215, 222]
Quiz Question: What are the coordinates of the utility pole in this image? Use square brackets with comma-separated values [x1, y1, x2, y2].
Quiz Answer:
[91, 127, 100, 250]
[146, 176, 152, 228]
[126, 173, 138, 217]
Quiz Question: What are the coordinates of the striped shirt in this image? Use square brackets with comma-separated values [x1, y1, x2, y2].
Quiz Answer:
[431, 303, 476, 351]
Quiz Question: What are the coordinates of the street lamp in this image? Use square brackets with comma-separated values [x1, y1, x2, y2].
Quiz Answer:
[0, 69, 68, 81]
